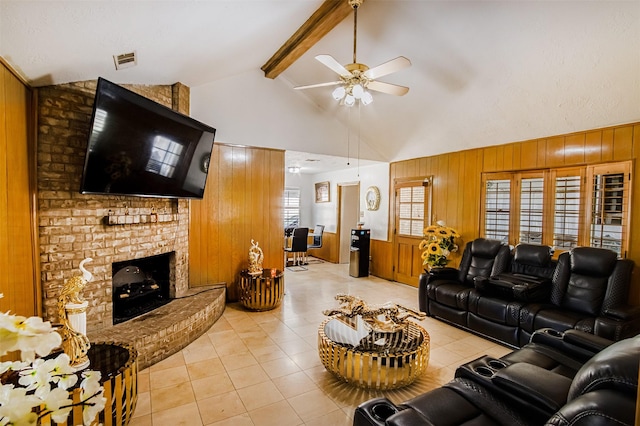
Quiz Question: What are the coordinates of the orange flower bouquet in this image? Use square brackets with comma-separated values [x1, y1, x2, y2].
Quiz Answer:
[419, 222, 460, 269]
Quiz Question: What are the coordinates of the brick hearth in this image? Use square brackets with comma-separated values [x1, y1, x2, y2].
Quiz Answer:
[88, 285, 225, 370]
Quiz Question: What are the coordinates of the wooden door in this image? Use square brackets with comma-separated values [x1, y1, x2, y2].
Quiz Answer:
[0, 60, 39, 317]
[393, 178, 432, 286]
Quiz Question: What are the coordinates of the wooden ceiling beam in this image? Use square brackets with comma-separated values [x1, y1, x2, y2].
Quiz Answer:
[261, 0, 364, 79]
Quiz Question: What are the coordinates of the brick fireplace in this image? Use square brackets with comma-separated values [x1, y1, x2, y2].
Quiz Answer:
[37, 80, 191, 332]
[112, 252, 174, 324]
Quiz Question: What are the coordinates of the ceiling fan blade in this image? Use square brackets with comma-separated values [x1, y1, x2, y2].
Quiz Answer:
[315, 54, 352, 78]
[363, 56, 411, 80]
[367, 80, 409, 96]
[294, 81, 342, 90]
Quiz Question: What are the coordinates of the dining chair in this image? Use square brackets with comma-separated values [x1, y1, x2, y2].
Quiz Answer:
[284, 227, 309, 271]
[307, 225, 325, 250]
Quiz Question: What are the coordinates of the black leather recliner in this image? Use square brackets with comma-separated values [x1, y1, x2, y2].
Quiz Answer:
[467, 243, 557, 346]
[520, 246, 639, 345]
[353, 333, 639, 426]
[422, 243, 639, 348]
[420, 238, 510, 327]
[475, 243, 556, 302]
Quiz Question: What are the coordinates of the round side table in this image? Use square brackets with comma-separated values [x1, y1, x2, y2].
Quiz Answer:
[37, 342, 138, 426]
[239, 268, 284, 311]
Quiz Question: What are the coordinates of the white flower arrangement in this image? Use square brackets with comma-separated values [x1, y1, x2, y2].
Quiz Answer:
[0, 294, 106, 426]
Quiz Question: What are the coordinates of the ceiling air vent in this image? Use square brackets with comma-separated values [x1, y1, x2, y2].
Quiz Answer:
[113, 51, 137, 70]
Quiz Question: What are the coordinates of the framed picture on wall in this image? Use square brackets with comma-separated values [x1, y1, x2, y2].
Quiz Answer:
[315, 181, 330, 203]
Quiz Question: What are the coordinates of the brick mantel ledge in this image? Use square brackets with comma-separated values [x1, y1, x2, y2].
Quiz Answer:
[88, 285, 225, 369]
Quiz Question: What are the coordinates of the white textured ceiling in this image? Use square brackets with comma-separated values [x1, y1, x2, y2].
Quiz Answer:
[2, 1, 639, 166]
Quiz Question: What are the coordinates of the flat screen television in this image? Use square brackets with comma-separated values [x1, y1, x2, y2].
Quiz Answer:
[80, 77, 216, 199]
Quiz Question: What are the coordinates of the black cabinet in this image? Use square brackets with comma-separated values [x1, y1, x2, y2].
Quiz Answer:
[349, 229, 370, 278]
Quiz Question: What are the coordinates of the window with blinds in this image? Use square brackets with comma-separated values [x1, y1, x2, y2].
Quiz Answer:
[397, 186, 425, 237]
[588, 163, 630, 257]
[484, 179, 511, 243]
[519, 177, 544, 244]
[481, 161, 631, 258]
[283, 188, 300, 228]
[553, 174, 582, 250]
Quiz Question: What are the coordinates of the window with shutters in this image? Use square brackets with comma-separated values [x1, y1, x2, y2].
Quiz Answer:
[481, 161, 631, 257]
[586, 162, 631, 257]
[518, 176, 545, 244]
[552, 169, 584, 251]
[482, 175, 511, 243]
[397, 185, 426, 237]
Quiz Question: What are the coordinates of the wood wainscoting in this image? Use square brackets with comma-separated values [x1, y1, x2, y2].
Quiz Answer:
[307, 231, 338, 263]
[189, 144, 285, 302]
[370, 239, 394, 281]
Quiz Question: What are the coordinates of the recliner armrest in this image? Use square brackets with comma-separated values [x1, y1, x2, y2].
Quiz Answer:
[562, 329, 613, 352]
[427, 267, 459, 281]
[603, 305, 640, 320]
[492, 363, 572, 414]
[530, 328, 612, 361]
[386, 409, 435, 426]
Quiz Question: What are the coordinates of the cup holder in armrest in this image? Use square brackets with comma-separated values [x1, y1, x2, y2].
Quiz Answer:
[456, 355, 511, 384]
[474, 366, 495, 377]
[487, 359, 508, 370]
[371, 403, 398, 421]
[355, 398, 400, 426]
[541, 328, 564, 338]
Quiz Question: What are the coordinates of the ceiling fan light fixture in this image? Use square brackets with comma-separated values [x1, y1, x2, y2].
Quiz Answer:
[293, 0, 410, 106]
[332, 86, 346, 100]
[352, 84, 364, 99]
[361, 91, 373, 105]
[344, 94, 356, 106]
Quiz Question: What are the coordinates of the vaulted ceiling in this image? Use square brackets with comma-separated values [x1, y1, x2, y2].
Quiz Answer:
[2, 1, 638, 165]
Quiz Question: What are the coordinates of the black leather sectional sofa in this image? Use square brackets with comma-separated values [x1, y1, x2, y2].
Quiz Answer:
[419, 239, 640, 347]
[354, 329, 639, 426]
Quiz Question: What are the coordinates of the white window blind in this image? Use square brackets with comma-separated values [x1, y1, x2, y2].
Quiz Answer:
[397, 186, 425, 237]
[484, 179, 511, 243]
[284, 188, 300, 228]
[519, 177, 544, 244]
[553, 175, 581, 250]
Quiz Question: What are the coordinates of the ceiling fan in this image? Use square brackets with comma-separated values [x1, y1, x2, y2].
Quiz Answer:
[294, 0, 411, 106]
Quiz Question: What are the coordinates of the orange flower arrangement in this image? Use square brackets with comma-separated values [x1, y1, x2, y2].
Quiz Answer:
[419, 221, 460, 268]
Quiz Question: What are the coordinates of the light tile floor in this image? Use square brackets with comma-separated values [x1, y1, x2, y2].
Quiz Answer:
[130, 260, 512, 426]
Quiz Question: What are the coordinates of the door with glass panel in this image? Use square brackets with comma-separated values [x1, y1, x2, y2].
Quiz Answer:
[393, 178, 432, 286]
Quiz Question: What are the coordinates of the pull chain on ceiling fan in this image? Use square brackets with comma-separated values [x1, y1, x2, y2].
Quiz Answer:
[294, 0, 411, 106]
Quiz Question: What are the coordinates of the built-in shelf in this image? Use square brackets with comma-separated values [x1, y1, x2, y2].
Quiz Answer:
[103, 214, 177, 226]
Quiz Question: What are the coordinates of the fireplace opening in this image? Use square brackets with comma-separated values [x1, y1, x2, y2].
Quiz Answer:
[112, 253, 173, 325]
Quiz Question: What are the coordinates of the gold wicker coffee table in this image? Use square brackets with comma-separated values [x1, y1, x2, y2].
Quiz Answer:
[318, 316, 430, 390]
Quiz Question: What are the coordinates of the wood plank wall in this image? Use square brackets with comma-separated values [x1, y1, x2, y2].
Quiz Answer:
[390, 122, 640, 304]
[0, 59, 39, 317]
[189, 144, 284, 301]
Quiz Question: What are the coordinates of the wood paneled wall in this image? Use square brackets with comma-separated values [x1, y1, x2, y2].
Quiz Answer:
[390, 122, 640, 304]
[307, 231, 338, 263]
[0, 59, 39, 317]
[371, 239, 393, 280]
[189, 144, 284, 301]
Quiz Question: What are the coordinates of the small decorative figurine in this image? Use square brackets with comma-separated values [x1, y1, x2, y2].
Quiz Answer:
[57, 257, 93, 370]
[323, 293, 426, 333]
[248, 240, 264, 275]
